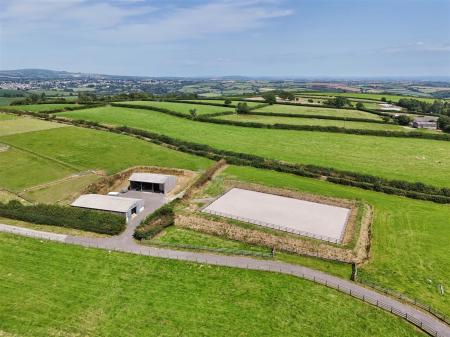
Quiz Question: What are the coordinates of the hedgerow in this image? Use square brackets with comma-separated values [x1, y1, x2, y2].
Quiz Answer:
[4, 109, 449, 203]
[111, 102, 450, 141]
[0, 200, 125, 234]
[133, 200, 177, 240]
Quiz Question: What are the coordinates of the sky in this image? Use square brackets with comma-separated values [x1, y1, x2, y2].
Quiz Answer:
[0, 0, 449, 77]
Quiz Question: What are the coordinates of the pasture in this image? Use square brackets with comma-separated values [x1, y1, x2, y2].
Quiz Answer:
[0, 114, 67, 137]
[185, 99, 264, 108]
[118, 100, 235, 115]
[59, 106, 450, 188]
[0, 233, 425, 337]
[0, 103, 82, 113]
[0, 146, 75, 191]
[219, 114, 407, 131]
[297, 92, 440, 103]
[0, 97, 18, 106]
[223, 165, 450, 314]
[0, 126, 211, 178]
[254, 103, 382, 120]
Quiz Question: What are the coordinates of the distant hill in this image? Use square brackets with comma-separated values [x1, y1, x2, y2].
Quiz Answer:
[0, 69, 145, 80]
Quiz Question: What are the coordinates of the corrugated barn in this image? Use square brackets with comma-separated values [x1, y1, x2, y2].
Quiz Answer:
[128, 173, 177, 194]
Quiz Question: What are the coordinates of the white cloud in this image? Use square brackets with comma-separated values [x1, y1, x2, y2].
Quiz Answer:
[0, 0, 293, 43]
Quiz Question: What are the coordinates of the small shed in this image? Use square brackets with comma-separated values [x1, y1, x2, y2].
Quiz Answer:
[128, 173, 177, 194]
[71, 194, 144, 223]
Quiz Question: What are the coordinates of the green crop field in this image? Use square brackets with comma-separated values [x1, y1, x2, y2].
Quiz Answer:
[218, 114, 409, 131]
[0, 103, 82, 113]
[118, 101, 235, 115]
[0, 233, 425, 337]
[254, 104, 383, 120]
[59, 107, 450, 187]
[222, 165, 450, 314]
[0, 114, 67, 137]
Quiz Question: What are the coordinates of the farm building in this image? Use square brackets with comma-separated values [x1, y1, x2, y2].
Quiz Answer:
[128, 173, 176, 194]
[71, 194, 144, 223]
[412, 116, 438, 129]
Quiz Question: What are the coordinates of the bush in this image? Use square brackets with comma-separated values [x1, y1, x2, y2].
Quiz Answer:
[133, 201, 177, 240]
[0, 200, 125, 234]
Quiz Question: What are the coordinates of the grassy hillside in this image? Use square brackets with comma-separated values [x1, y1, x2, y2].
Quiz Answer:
[223, 166, 450, 314]
[59, 107, 450, 187]
[118, 101, 235, 115]
[0, 233, 425, 337]
[255, 104, 382, 120]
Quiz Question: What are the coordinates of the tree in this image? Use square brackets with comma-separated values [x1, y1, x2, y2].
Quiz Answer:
[381, 97, 387, 102]
[262, 92, 277, 105]
[236, 102, 250, 114]
[324, 96, 351, 108]
[308, 99, 314, 103]
[189, 109, 197, 119]
[395, 114, 413, 126]
[77, 92, 97, 104]
[437, 116, 450, 132]
[224, 99, 232, 105]
[278, 91, 295, 101]
[355, 102, 365, 110]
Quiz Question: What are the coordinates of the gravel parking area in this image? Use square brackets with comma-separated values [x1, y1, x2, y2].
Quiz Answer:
[203, 188, 350, 243]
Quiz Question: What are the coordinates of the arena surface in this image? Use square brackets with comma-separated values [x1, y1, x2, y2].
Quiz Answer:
[202, 188, 350, 243]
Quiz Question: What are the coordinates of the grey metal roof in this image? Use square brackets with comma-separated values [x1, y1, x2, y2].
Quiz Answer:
[71, 194, 142, 213]
[129, 172, 172, 184]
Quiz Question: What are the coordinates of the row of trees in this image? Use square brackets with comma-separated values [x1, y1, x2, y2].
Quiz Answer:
[397, 98, 450, 115]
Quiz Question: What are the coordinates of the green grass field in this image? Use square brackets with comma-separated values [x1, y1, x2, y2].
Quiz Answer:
[118, 101, 235, 115]
[223, 166, 450, 315]
[150, 227, 271, 254]
[0, 126, 211, 179]
[0, 115, 211, 197]
[0, 146, 76, 191]
[0, 103, 82, 113]
[0, 114, 67, 136]
[59, 107, 450, 187]
[0, 233, 425, 337]
[297, 92, 441, 103]
[22, 173, 101, 204]
[218, 114, 408, 131]
[0, 97, 18, 106]
[185, 99, 264, 108]
[254, 104, 382, 120]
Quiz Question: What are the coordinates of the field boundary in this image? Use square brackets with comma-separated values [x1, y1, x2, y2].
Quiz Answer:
[3, 110, 450, 203]
[110, 102, 450, 141]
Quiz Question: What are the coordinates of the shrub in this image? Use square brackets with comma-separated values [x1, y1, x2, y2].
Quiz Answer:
[133, 200, 177, 240]
[0, 200, 125, 234]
